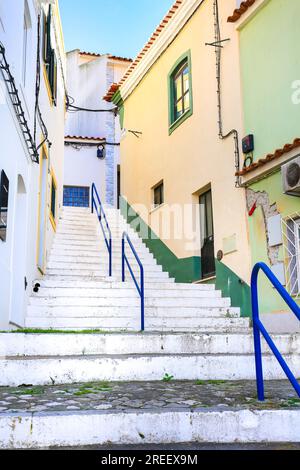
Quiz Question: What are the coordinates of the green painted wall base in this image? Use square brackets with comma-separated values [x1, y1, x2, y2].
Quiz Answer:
[120, 197, 251, 316]
[215, 261, 251, 318]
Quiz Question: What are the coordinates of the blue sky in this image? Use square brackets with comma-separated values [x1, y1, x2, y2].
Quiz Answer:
[59, 0, 175, 59]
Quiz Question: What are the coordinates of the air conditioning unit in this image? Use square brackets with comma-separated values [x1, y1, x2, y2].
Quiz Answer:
[282, 156, 300, 196]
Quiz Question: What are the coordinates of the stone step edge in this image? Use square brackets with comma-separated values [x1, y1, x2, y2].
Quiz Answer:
[2, 352, 294, 361]
[0, 409, 299, 449]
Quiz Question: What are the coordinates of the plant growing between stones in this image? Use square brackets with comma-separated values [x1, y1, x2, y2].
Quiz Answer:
[162, 373, 174, 382]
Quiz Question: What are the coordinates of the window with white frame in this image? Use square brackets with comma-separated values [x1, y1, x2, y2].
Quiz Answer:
[282, 214, 300, 298]
[22, 1, 31, 86]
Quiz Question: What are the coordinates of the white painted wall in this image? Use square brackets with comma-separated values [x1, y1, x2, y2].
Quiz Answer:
[64, 145, 106, 204]
[0, 0, 65, 329]
[64, 51, 130, 207]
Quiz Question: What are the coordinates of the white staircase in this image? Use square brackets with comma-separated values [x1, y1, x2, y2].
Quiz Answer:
[1, 205, 298, 386]
[26, 206, 249, 332]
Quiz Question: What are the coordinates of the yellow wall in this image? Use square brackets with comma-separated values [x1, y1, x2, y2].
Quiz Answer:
[121, 0, 251, 284]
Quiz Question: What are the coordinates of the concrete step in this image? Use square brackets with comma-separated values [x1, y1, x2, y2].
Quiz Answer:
[51, 239, 151, 253]
[25, 315, 249, 332]
[32, 287, 221, 298]
[28, 297, 231, 309]
[56, 228, 140, 239]
[46, 261, 163, 272]
[54, 234, 104, 242]
[0, 351, 298, 387]
[37, 279, 212, 290]
[45, 268, 171, 279]
[51, 244, 153, 255]
[49, 254, 158, 265]
[2, 332, 299, 357]
[40, 274, 176, 284]
[1, 407, 300, 449]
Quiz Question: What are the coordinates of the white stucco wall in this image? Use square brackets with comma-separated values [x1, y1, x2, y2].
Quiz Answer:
[64, 51, 130, 207]
[0, 0, 65, 329]
[64, 146, 106, 204]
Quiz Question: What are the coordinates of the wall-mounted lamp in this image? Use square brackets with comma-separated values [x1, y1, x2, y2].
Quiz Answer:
[97, 144, 106, 160]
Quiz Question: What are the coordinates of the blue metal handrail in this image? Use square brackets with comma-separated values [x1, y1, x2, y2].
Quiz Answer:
[91, 183, 112, 277]
[251, 262, 300, 401]
[122, 232, 145, 331]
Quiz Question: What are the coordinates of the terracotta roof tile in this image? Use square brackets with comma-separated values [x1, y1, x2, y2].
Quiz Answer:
[79, 51, 102, 57]
[227, 0, 257, 23]
[108, 55, 133, 63]
[103, 0, 184, 102]
[103, 83, 120, 102]
[236, 138, 300, 176]
[65, 135, 105, 141]
[79, 51, 132, 63]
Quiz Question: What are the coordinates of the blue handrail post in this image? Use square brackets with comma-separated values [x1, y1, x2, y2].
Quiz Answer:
[91, 183, 112, 277]
[91, 183, 94, 214]
[140, 266, 145, 332]
[122, 235, 125, 282]
[122, 232, 145, 331]
[251, 265, 265, 401]
[251, 262, 300, 401]
[109, 238, 112, 277]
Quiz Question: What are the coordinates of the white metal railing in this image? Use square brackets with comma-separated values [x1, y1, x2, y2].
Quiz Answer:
[282, 212, 300, 299]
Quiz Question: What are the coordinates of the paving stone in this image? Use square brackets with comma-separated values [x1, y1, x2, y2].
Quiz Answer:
[0, 380, 299, 415]
[31, 406, 48, 412]
[94, 404, 113, 410]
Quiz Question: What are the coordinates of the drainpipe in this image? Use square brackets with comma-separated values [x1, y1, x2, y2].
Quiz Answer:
[213, 0, 241, 187]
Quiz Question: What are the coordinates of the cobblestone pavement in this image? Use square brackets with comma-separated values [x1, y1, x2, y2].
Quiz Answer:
[0, 380, 300, 414]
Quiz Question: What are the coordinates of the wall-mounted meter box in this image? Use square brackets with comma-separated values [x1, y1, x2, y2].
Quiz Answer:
[242, 134, 254, 154]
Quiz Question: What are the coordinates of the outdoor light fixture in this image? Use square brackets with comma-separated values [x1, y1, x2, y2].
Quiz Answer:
[97, 144, 105, 160]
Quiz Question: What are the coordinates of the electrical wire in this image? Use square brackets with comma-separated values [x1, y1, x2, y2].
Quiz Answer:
[213, 0, 241, 187]
[0, 42, 39, 163]
[34, 13, 51, 152]
[66, 94, 117, 114]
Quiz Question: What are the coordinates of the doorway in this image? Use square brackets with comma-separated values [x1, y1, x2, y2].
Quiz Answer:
[10, 174, 27, 326]
[200, 189, 216, 279]
[37, 146, 48, 273]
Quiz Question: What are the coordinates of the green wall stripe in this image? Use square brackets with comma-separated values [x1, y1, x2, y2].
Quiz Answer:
[120, 197, 252, 316]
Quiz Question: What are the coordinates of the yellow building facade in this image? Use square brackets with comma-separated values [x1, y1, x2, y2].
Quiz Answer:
[110, 0, 252, 315]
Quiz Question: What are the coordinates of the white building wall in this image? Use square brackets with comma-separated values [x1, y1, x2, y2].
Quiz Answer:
[0, 0, 65, 329]
[64, 51, 130, 207]
[64, 145, 106, 204]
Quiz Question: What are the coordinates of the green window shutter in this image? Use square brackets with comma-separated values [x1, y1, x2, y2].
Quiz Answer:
[167, 50, 193, 135]
[50, 50, 58, 105]
[43, 5, 52, 64]
[51, 178, 56, 220]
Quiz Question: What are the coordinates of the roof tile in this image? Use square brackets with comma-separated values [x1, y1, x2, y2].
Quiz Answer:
[236, 138, 300, 176]
[227, 0, 257, 23]
[103, 0, 184, 102]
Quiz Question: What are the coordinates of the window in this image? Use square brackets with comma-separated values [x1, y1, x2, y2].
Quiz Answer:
[63, 186, 90, 208]
[49, 171, 57, 229]
[153, 182, 164, 208]
[282, 214, 300, 299]
[43, 6, 57, 105]
[0, 170, 9, 242]
[22, 1, 31, 86]
[168, 51, 193, 134]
